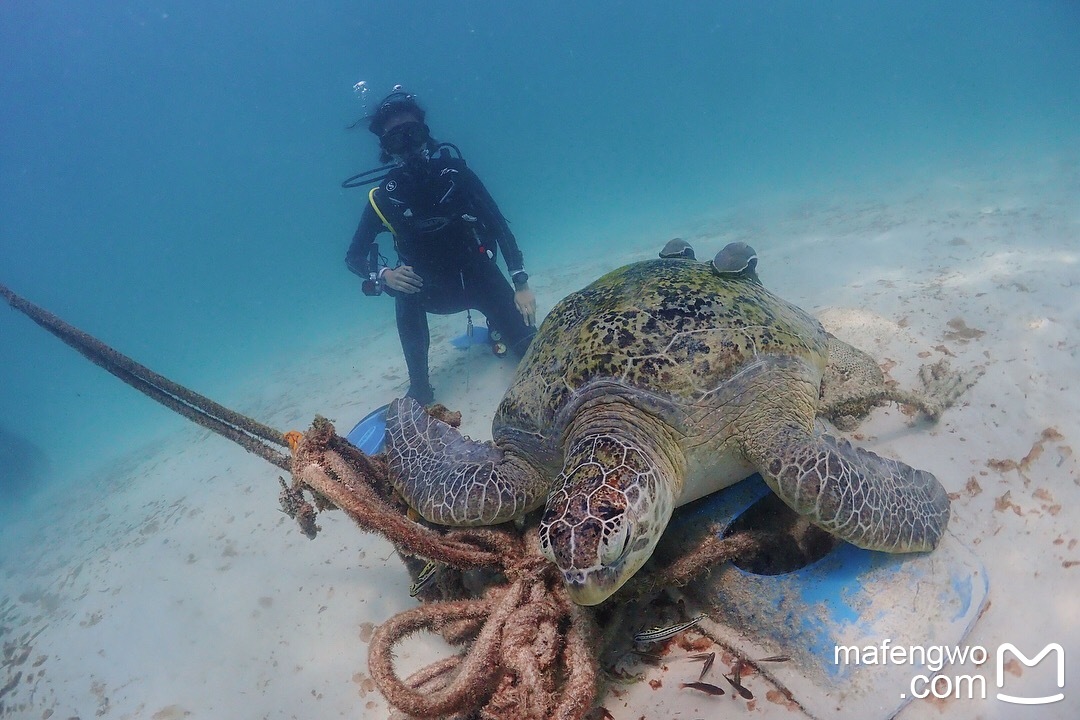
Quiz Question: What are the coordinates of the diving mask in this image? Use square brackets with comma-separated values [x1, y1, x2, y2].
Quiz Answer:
[380, 121, 430, 156]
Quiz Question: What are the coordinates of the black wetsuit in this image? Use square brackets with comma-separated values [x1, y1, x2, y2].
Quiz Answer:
[345, 150, 535, 398]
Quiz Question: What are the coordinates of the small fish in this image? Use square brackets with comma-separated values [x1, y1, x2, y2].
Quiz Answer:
[756, 655, 791, 663]
[689, 651, 715, 681]
[633, 613, 705, 644]
[724, 673, 754, 700]
[408, 560, 439, 597]
[680, 681, 726, 696]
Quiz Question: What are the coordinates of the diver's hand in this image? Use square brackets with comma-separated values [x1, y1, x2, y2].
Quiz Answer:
[382, 265, 423, 294]
[514, 286, 536, 327]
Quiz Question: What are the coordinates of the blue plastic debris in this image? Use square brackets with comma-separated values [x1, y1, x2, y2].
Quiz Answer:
[673, 474, 989, 720]
[345, 403, 389, 455]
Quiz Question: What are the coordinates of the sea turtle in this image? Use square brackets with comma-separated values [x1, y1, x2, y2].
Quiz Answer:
[385, 250, 950, 605]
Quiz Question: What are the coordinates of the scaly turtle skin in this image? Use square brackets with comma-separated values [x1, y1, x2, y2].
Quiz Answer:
[385, 258, 950, 605]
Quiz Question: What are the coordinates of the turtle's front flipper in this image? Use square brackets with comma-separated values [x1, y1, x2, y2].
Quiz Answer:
[385, 398, 547, 526]
[747, 426, 950, 552]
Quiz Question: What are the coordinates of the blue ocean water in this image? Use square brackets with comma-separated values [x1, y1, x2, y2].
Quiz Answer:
[1, 0, 1077, 508]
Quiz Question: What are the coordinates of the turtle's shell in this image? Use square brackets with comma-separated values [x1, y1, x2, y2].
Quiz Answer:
[494, 259, 829, 463]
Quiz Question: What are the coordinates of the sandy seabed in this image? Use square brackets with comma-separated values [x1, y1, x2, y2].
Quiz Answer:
[2, 151, 1078, 719]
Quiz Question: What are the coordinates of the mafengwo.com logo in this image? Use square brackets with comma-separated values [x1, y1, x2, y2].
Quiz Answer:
[833, 640, 1066, 704]
[996, 643, 1065, 705]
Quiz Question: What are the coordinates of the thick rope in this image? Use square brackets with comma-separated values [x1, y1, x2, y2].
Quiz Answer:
[1, 282, 292, 471]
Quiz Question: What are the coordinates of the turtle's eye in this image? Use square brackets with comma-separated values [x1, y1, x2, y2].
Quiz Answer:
[595, 502, 621, 522]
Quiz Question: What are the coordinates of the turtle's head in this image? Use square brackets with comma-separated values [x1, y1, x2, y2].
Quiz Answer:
[538, 434, 676, 606]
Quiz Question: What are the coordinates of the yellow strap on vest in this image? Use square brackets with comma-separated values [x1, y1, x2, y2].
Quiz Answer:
[368, 186, 396, 235]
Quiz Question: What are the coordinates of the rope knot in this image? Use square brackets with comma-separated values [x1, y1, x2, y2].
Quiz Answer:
[506, 553, 554, 586]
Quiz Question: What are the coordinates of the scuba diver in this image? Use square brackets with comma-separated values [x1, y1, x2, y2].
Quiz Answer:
[344, 90, 537, 406]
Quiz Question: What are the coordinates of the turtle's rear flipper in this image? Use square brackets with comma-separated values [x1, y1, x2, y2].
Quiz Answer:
[751, 426, 950, 552]
[384, 397, 547, 526]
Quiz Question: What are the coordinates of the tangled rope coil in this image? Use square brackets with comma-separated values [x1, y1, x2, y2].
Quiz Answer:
[282, 415, 598, 720]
